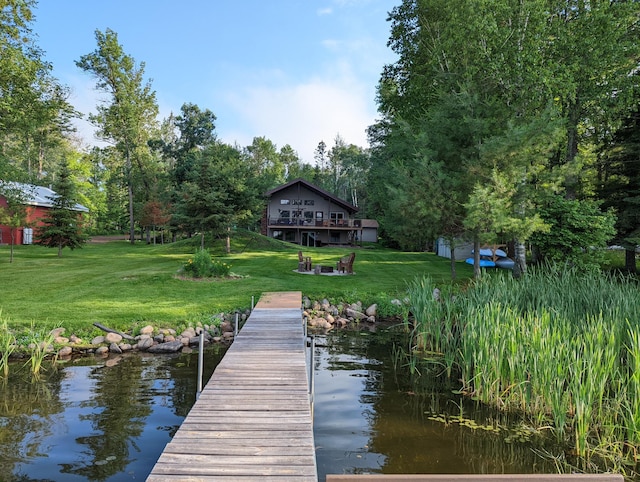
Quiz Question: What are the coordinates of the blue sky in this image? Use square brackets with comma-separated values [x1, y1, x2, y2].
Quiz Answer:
[32, 0, 398, 164]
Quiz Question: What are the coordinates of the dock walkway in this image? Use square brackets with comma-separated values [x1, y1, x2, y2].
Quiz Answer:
[147, 291, 317, 481]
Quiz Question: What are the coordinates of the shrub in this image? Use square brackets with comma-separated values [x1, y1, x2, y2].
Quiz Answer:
[182, 249, 231, 278]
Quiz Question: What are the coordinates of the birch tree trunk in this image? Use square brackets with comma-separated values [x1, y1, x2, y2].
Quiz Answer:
[513, 239, 527, 278]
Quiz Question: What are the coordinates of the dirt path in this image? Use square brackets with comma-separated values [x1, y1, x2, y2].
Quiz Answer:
[88, 235, 128, 243]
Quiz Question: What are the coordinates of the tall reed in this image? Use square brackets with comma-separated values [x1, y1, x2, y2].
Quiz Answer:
[0, 312, 16, 378]
[406, 264, 640, 466]
[624, 325, 640, 447]
[25, 322, 56, 379]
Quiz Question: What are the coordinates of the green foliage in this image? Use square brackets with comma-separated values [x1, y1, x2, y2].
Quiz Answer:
[181, 249, 231, 278]
[76, 28, 159, 242]
[530, 194, 616, 271]
[0, 0, 76, 180]
[372, 0, 640, 277]
[0, 312, 16, 378]
[35, 160, 88, 256]
[407, 265, 640, 464]
[598, 101, 640, 273]
[172, 141, 263, 244]
[25, 321, 55, 379]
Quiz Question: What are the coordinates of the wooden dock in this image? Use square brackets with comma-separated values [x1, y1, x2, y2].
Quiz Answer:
[147, 291, 317, 481]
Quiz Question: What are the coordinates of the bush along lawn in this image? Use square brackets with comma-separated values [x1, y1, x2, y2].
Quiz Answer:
[404, 264, 640, 476]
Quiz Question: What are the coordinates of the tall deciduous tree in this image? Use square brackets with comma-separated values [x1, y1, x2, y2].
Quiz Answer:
[327, 135, 370, 208]
[0, 0, 76, 181]
[544, 0, 640, 196]
[36, 160, 88, 256]
[244, 136, 286, 191]
[76, 29, 158, 243]
[371, 0, 639, 276]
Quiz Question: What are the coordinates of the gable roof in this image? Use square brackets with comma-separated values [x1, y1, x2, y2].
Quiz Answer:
[361, 219, 379, 228]
[0, 181, 89, 212]
[265, 178, 358, 214]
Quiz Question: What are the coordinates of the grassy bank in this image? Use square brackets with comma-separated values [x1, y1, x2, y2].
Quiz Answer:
[0, 231, 469, 336]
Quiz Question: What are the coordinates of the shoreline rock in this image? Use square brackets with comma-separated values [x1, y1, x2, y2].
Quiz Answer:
[4, 298, 404, 361]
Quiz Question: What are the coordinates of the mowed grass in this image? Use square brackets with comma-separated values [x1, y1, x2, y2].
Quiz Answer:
[0, 232, 472, 335]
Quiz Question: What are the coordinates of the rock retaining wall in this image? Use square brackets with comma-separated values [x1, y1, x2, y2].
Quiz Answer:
[7, 297, 405, 359]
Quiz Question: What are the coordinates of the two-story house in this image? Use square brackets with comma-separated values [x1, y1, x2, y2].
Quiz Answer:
[262, 178, 363, 247]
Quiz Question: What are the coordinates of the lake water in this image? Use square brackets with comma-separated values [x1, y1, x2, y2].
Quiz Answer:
[2, 327, 562, 481]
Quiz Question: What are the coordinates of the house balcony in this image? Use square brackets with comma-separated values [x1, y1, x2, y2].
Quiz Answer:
[267, 217, 361, 229]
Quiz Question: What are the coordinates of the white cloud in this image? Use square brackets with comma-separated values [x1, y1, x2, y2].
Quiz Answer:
[62, 74, 110, 149]
[317, 7, 333, 15]
[220, 73, 375, 164]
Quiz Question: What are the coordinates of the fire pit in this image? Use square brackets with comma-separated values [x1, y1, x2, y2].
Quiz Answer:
[314, 265, 334, 274]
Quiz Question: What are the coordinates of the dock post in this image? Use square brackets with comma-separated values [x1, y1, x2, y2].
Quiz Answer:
[234, 312, 239, 337]
[309, 334, 315, 406]
[196, 332, 204, 397]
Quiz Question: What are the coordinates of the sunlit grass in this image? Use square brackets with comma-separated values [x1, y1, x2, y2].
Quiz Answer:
[0, 231, 470, 338]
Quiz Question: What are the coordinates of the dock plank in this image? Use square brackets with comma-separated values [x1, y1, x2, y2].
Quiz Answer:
[147, 291, 317, 482]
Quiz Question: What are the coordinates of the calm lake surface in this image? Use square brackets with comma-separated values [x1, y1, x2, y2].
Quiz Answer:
[2, 327, 562, 481]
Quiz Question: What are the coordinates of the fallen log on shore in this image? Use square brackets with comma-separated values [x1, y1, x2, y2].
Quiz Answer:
[93, 322, 135, 340]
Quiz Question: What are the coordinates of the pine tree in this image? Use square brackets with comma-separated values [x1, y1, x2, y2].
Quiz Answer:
[36, 161, 88, 256]
[600, 107, 640, 273]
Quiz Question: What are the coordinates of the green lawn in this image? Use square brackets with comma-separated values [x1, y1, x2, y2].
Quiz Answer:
[0, 232, 472, 335]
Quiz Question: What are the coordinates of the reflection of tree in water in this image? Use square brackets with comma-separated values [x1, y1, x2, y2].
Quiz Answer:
[9, 474, 55, 482]
[322, 329, 559, 476]
[59, 355, 151, 481]
[0, 365, 65, 478]
[58, 348, 228, 481]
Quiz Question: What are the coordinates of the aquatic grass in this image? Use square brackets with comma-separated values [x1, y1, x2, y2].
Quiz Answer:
[624, 325, 640, 447]
[0, 312, 16, 378]
[24, 322, 56, 379]
[405, 264, 640, 470]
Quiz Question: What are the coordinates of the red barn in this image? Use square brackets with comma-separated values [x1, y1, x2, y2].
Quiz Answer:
[0, 183, 89, 245]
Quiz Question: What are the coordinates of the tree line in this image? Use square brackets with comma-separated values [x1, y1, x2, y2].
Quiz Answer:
[1, 0, 639, 275]
[367, 0, 640, 276]
[0, 2, 369, 253]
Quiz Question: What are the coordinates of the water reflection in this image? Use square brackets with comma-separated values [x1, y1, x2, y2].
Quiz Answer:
[314, 327, 559, 481]
[0, 327, 582, 481]
[0, 347, 225, 482]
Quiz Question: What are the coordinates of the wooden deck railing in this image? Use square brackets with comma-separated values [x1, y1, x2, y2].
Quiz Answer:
[268, 217, 361, 228]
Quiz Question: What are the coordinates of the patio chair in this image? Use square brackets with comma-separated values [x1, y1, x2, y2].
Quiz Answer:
[336, 252, 356, 274]
[298, 251, 312, 271]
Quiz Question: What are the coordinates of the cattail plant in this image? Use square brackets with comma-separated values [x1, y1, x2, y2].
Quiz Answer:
[405, 264, 640, 468]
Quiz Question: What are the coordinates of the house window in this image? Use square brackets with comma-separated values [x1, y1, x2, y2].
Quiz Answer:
[330, 231, 340, 243]
[280, 199, 290, 205]
[284, 231, 296, 242]
[330, 212, 345, 221]
[304, 200, 314, 206]
[272, 230, 283, 240]
[278, 210, 291, 224]
[291, 199, 302, 205]
[304, 211, 313, 221]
